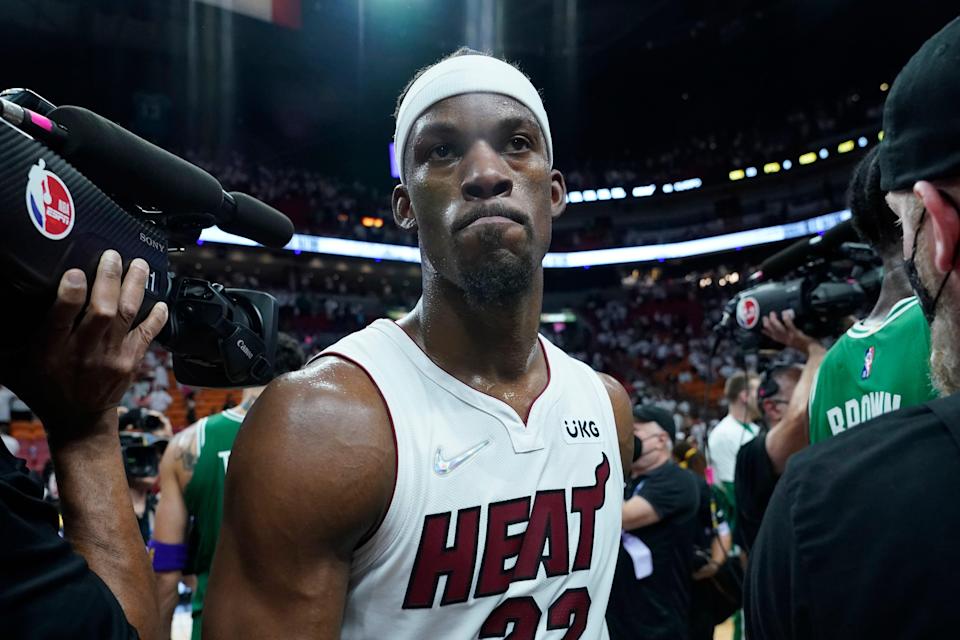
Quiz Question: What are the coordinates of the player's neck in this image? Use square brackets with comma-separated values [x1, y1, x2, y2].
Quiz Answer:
[862, 257, 913, 325]
[402, 271, 544, 383]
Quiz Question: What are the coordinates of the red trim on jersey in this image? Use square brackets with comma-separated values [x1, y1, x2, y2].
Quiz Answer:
[323, 351, 398, 549]
[390, 320, 552, 427]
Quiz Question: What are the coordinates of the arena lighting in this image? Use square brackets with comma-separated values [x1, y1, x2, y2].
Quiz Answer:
[858, 136, 869, 148]
[763, 162, 781, 174]
[611, 187, 627, 199]
[818, 147, 829, 159]
[596, 188, 612, 201]
[745, 167, 758, 178]
[878, 130, 884, 141]
[582, 190, 598, 202]
[361, 216, 384, 228]
[783, 159, 793, 170]
[662, 183, 675, 194]
[632, 184, 657, 197]
[837, 140, 855, 154]
[198, 208, 851, 267]
[880, 82, 889, 92]
[541, 208, 852, 268]
[567, 191, 584, 203]
[799, 152, 818, 165]
[671, 177, 702, 192]
[540, 311, 577, 323]
[728, 169, 745, 181]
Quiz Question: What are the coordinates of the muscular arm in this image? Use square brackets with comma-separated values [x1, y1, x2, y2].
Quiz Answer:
[203, 358, 396, 639]
[765, 344, 826, 474]
[598, 373, 635, 480]
[152, 425, 197, 638]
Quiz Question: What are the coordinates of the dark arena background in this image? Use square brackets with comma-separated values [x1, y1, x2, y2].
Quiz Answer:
[1, 2, 958, 639]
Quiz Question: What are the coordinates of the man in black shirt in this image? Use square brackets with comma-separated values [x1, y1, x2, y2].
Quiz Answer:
[746, 16, 960, 638]
[607, 405, 700, 640]
[0, 251, 168, 639]
[733, 315, 825, 553]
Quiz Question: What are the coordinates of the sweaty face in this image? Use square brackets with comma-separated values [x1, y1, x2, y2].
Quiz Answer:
[395, 93, 565, 306]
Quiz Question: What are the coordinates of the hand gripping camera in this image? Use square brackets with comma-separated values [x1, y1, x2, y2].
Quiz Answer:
[0, 89, 295, 387]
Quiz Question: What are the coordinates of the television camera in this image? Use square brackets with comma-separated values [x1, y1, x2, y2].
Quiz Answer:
[0, 89, 294, 387]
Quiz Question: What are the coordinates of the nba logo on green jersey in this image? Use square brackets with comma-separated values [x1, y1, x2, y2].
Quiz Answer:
[861, 346, 875, 380]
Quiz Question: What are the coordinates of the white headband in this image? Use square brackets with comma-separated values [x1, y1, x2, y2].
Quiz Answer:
[393, 54, 553, 184]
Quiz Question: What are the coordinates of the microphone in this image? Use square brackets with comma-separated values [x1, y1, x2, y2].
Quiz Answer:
[753, 219, 857, 282]
[45, 106, 293, 247]
[220, 192, 295, 249]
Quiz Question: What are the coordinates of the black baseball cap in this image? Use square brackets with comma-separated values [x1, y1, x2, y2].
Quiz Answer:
[880, 16, 960, 192]
[633, 405, 676, 443]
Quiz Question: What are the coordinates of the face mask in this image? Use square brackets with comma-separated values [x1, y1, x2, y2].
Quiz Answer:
[905, 200, 956, 323]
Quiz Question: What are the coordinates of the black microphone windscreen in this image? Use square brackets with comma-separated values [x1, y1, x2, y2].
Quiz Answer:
[221, 192, 294, 249]
[758, 219, 857, 281]
[49, 106, 224, 214]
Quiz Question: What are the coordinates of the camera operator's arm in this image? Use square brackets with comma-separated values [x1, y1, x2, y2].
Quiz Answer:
[761, 311, 827, 474]
[0, 251, 168, 640]
[153, 425, 197, 638]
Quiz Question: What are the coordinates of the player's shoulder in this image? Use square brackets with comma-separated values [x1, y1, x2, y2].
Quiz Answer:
[253, 355, 394, 443]
[224, 356, 396, 532]
[595, 371, 630, 406]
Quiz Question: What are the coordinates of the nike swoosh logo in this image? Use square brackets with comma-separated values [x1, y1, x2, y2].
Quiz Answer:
[434, 440, 491, 476]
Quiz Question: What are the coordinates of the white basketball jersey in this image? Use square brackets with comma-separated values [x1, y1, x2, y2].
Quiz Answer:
[318, 319, 624, 640]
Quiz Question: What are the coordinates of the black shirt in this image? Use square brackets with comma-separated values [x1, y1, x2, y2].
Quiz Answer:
[0, 442, 137, 639]
[607, 460, 700, 640]
[745, 394, 960, 639]
[733, 431, 777, 552]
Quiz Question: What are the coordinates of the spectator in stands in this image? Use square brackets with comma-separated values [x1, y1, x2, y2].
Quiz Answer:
[0, 251, 168, 638]
[607, 405, 700, 640]
[152, 333, 305, 640]
[146, 382, 173, 414]
[747, 18, 960, 637]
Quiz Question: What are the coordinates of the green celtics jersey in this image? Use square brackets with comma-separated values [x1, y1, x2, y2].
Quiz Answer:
[182, 408, 245, 626]
[809, 297, 938, 444]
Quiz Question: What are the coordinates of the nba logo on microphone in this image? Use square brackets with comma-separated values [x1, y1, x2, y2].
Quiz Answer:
[25, 159, 75, 240]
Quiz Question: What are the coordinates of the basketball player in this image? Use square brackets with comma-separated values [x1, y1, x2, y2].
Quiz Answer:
[151, 333, 304, 639]
[203, 49, 634, 639]
[807, 146, 938, 443]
